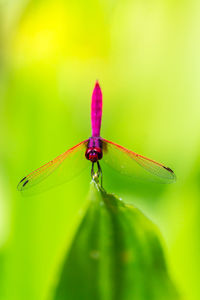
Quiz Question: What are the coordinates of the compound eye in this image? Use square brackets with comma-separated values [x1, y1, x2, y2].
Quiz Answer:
[93, 147, 103, 160]
[85, 147, 102, 162]
[97, 151, 102, 160]
[85, 148, 92, 160]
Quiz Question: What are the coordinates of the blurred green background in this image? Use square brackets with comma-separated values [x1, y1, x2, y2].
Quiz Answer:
[0, 0, 200, 299]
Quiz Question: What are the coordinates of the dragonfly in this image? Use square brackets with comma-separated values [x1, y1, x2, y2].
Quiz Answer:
[18, 81, 175, 194]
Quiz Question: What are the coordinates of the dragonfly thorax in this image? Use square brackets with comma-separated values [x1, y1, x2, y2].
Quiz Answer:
[85, 147, 102, 162]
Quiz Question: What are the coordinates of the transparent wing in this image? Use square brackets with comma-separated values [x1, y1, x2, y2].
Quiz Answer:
[101, 139, 176, 183]
[17, 140, 89, 195]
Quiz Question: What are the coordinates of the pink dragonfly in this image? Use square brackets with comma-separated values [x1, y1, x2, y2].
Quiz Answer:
[18, 81, 175, 194]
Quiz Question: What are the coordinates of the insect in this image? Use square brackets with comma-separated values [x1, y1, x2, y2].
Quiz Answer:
[18, 81, 175, 194]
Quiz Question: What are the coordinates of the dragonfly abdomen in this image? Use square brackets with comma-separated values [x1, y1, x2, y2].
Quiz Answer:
[91, 81, 102, 137]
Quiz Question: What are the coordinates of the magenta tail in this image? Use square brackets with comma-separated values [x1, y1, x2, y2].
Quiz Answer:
[91, 81, 102, 137]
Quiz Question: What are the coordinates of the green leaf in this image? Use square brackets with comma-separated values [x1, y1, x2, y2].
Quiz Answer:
[52, 180, 179, 300]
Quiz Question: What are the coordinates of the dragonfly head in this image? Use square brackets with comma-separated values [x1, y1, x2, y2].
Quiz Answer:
[85, 147, 102, 162]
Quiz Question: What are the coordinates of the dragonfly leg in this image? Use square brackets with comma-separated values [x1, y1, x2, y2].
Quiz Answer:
[91, 161, 103, 187]
[91, 162, 95, 178]
[97, 161, 103, 187]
